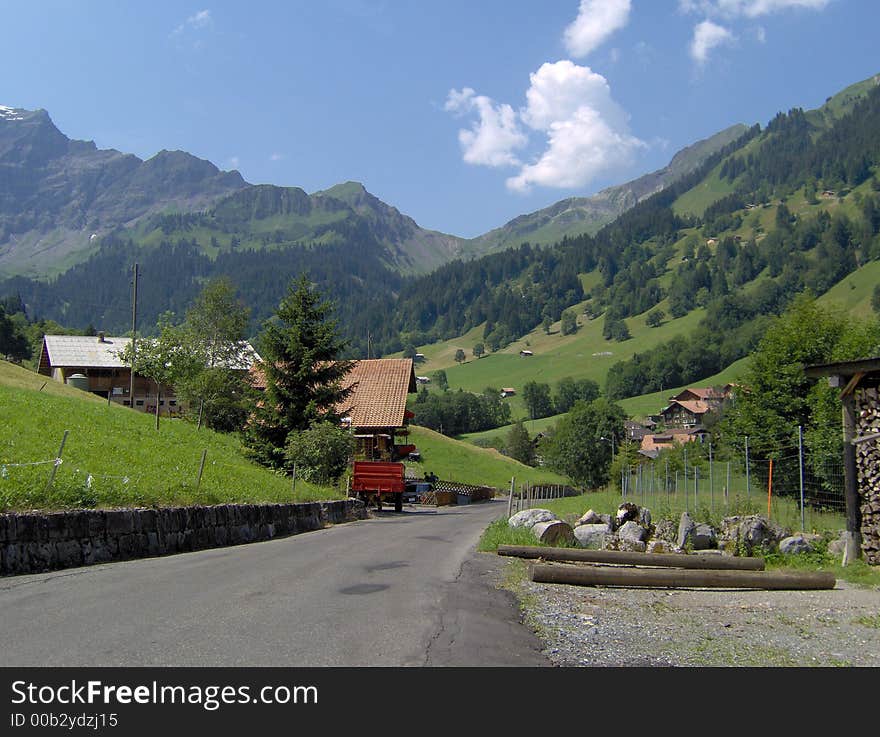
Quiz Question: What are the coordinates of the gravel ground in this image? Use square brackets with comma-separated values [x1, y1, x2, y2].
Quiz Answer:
[501, 558, 880, 667]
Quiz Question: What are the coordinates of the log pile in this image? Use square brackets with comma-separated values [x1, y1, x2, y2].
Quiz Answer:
[855, 385, 880, 565]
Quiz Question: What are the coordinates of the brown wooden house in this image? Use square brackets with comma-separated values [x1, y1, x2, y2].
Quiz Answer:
[335, 358, 418, 461]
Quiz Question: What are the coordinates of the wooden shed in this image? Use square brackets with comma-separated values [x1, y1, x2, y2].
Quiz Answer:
[805, 356, 880, 565]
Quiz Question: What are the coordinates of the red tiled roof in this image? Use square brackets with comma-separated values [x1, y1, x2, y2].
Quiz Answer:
[250, 359, 416, 428]
[335, 359, 417, 429]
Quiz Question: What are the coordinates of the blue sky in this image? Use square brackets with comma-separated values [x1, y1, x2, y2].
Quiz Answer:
[1, 1, 877, 238]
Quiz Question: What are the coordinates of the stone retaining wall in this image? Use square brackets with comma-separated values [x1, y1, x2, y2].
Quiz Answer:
[0, 499, 367, 576]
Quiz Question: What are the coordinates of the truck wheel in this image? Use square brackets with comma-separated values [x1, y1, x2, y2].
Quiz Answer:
[394, 494, 403, 513]
[376, 495, 382, 511]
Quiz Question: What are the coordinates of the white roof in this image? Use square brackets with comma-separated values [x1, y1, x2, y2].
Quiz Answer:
[43, 335, 131, 369]
[42, 335, 261, 371]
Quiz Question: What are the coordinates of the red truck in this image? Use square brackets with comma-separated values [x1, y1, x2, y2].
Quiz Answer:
[350, 461, 406, 512]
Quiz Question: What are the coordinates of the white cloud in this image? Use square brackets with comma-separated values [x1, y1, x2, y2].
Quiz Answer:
[444, 88, 527, 167]
[228, 156, 240, 169]
[690, 20, 735, 64]
[509, 61, 644, 192]
[563, 0, 632, 57]
[172, 9, 213, 37]
[269, 152, 284, 161]
[679, 0, 829, 18]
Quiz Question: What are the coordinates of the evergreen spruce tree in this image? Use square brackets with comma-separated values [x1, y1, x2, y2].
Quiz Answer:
[244, 274, 354, 468]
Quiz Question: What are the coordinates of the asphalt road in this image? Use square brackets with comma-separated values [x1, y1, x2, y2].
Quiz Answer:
[0, 500, 549, 667]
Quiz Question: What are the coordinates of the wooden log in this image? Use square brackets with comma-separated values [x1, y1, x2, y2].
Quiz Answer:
[529, 562, 836, 590]
[531, 521, 575, 546]
[498, 544, 765, 571]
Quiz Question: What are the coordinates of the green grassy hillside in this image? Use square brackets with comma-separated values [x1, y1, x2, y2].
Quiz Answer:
[0, 361, 337, 512]
[403, 426, 567, 488]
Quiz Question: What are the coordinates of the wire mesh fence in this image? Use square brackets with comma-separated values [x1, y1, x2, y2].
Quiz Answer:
[617, 431, 845, 531]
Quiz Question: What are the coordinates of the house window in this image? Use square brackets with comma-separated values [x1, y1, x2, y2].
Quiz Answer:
[135, 400, 144, 407]
[169, 400, 177, 407]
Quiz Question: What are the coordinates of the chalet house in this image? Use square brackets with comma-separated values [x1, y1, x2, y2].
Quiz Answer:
[519, 350, 533, 357]
[38, 333, 259, 414]
[415, 376, 431, 385]
[335, 358, 418, 462]
[658, 399, 710, 429]
[500, 387, 516, 398]
[639, 427, 708, 459]
[659, 386, 733, 428]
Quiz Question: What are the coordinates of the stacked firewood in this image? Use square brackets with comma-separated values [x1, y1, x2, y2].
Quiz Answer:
[855, 386, 880, 565]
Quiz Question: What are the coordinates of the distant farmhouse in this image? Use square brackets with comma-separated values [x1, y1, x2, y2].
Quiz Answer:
[38, 333, 260, 414]
[637, 386, 735, 458]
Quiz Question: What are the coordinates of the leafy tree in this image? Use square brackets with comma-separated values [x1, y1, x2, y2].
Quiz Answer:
[505, 420, 535, 466]
[645, 309, 665, 328]
[402, 343, 417, 360]
[560, 310, 578, 336]
[722, 295, 880, 474]
[454, 348, 466, 364]
[554, 377, 600, 414]
[177, 277, 253, 431]
[473, 342, 484, 359]
[432, 369, 448, 391]
[872, 284, 880, 316]
[522, 381, 554, 420]
[541, 398, 627, 488]
[119, 313, 202, 431]
[542, 315, 553, 334]
[285, 421, 354, 484]
[244, 274, 354, 468]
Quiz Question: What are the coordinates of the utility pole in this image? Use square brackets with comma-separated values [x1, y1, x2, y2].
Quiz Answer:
[129, 262, 139, 405]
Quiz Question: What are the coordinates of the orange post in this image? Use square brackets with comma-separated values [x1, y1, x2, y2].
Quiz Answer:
[767, 459, 773, 518]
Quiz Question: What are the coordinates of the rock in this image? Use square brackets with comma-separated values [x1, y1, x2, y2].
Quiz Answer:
[654, 519, 677, 543]
[720, 515, 789, 555]
[618, 520, 647, 546]
[827, 530, 847, 557]
[573, 523, 610, 549]
[509, 509, 556, 529]
[577, 509, 604, 526]
[532, 520, 576, 546]
[779, 535, 814, 555]
[691, 523, 717, 550]
[619, 538, 647, 553]
[638, 507, 652, 528]
[678, 512, 696, 549]
[647, 540, 671, 554]
[616, 502, 640, 526]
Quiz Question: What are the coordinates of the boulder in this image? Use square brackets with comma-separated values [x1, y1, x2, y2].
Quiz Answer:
[691, 523, 717, 550]
[574, 523, 610, 549]
[618, 520, 648, 546]
[638, 506, 652, 528]
[720, 515, 789, 555]
[531, 520, 576, 546]
[616, 502, 640, 527]
[779, 535, 814, 555]
[654, 518, 677, 543]
[508, 509, 556, 529]
[678, 512, 696, 549]
[647, 539, 680, 554]
[827, 530, 848, 557]
[619, 538, 647, 553]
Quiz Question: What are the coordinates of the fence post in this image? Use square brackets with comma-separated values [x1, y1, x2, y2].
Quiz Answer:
[196, 449, 208, 490]
[291, 463, 297, 496]
[709, 442, 714, 514]
[798, 425, 805, 532]
[726, 461, 731, 510]
[745, 436, 751, 500]
[44, 430, 69, 494]
[507, 477, 515, 519]
[694, 467, 699, 511]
